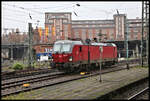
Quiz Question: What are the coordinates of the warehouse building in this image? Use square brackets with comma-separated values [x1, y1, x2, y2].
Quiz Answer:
[43, 12, 146, 44]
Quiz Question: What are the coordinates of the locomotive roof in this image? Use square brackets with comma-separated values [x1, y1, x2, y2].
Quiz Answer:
[91, 42, 116, 47]
[55, 40, 83, 45]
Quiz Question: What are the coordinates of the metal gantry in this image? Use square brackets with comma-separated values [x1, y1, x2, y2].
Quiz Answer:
[145, 1, 149, 66]
[141, 1, 144, 67]
[141, 1, 149, 67]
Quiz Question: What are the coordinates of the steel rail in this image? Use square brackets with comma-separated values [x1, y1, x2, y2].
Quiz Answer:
[1, 72, 65, 89]
[1, 62, 139, 97]
[127, 87, 149, 100]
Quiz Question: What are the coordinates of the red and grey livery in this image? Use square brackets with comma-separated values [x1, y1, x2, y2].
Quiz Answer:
[50, 40, 117, 72]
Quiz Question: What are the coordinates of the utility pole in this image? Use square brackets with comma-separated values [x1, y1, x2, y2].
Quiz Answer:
[126, 17, 129, 69]
[145, 1, 149, 66]
[86, 39, 91, 73]
[28, 23, 33, 69]
[141, 1, 144, 67]
[11, 45, 13, 62]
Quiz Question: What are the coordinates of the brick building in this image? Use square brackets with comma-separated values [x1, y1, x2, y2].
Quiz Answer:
[43, 12, 145, 44]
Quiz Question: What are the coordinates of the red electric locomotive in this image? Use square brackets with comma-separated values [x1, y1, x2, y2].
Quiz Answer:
[51, 40, 118, 72]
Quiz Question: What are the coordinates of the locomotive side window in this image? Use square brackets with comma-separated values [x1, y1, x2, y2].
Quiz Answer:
[79, 46, 82, 52]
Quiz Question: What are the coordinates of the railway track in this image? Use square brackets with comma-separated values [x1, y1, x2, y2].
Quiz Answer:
[1, 61, 139, 97]
[127, 87, 149, 100]
[2, 71, 65, 90]
[98, 74, 148, 100]
[1, 58, 140, 80]
[1, 68, 58, 80]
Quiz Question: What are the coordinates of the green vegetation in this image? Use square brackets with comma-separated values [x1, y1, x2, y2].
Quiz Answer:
[12, 62, 25, 70]
[134, 65, 148, 68]
[2, 92, 28, 100]
[2, 60, 51, 72]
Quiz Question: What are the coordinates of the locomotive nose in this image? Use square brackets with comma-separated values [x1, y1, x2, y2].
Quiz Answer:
[53, 53, 71, 63]
[55, 54, 66, 63]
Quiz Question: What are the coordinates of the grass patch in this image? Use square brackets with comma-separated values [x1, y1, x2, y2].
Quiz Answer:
[133, 65, 148, 68]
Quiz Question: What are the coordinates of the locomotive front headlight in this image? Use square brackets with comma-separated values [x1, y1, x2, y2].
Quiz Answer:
[69, 56, 72, 61]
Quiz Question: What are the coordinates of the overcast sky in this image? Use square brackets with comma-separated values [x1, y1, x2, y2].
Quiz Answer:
[2, 1, 142, 34]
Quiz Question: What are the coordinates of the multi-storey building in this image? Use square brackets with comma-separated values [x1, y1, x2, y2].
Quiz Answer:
[44, 12, 145, 44]
[45, 12, 72, 43]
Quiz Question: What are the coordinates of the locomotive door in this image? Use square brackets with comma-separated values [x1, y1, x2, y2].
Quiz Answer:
[73, 45, 82, 62]
[79, 46, 82, 62]
[113, 47, 115, 58]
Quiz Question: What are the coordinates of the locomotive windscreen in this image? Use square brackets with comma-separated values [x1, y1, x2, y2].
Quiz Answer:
[53, 40, 83, 53]
[53, 43, 61, 52]
[53, 43, 71, 53]
[61, 44, 71, 52]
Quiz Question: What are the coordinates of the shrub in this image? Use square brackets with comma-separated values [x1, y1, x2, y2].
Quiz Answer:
[31, 62, 37, 68]
[12, 62, 24, 70]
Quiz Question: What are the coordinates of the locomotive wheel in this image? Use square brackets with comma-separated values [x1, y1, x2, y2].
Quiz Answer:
[50, 63, 56, 68]
[57, 66, 63, 71]
[63, 66, 72, 74]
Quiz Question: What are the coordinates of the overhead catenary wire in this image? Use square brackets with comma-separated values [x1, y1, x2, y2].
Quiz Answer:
[25, 4, 72, 9]
[2, 3, 74, 22]
[2, 3, 43, 14]
[3, 2, 82, 31]
[2, 2, 142, 33]
[2, 6, 44, 27]
[4, 17, 27, 23]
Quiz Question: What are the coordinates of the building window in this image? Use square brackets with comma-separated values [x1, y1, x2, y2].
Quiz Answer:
[82, 29, 86, 41]
[88, 29, 93, 40]
[48, 20, 53, 23]
[63, 20, 67, 23]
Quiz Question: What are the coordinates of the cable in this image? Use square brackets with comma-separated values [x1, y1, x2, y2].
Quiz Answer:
[2, 6, 44, 19]
[3, 3, 44, 14]
[25, 4, 72, 9]
[26, 2, 72, 9]
[2, 7, 44, 26]
[4, 17, 27, 23]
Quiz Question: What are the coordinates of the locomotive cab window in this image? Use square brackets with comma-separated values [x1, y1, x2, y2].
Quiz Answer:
[61, 44, 71, 53]
[53, 43, 72, 53]
[53, 43, 61, 53]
